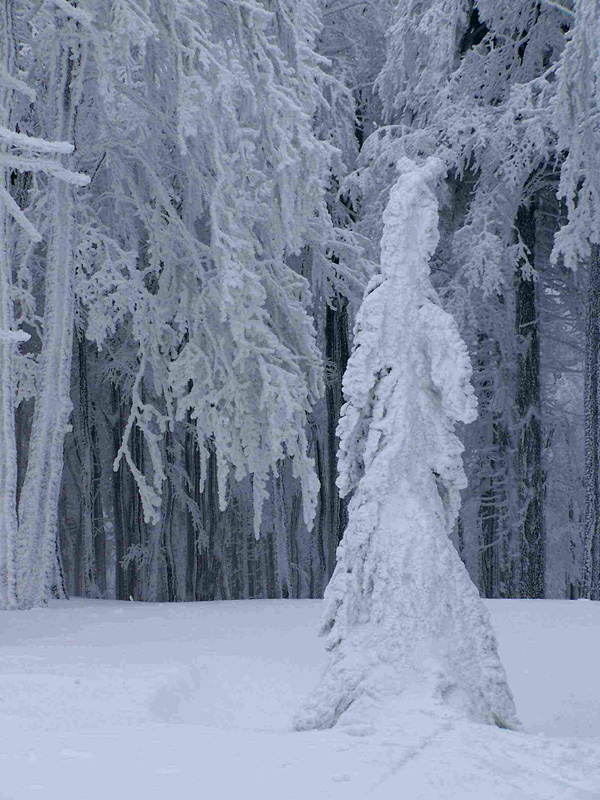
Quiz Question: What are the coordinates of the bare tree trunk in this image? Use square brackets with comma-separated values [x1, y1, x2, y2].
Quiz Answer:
[324, 298, 350, 574]
[112, 384, 128, 600]
[515, 200, 545, 598]
[583, 243, 600, 599]
[76, 335, 106, 597]
[159, 429, 177, 601]
[184, 415, 200, 600]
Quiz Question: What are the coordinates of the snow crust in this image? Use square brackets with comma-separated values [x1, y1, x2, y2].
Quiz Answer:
[0, 598, 599, 799]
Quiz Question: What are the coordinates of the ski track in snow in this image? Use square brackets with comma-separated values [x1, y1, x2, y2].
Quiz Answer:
[0, 598, 599, 799]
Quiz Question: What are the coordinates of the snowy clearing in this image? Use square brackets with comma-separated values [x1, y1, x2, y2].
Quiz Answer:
[1, 599, 599, 799]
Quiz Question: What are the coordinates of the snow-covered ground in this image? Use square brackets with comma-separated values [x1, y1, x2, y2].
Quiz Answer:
[1, 598, 599, 799]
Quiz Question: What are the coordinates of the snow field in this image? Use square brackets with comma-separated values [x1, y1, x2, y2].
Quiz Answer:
[0, 598, 599, 799]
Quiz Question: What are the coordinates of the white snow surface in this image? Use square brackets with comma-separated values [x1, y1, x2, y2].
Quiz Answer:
[1, 598, 600, 799]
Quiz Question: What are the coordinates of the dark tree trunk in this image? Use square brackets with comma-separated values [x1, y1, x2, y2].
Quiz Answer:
[161, 429, 177, 601]
[584, 243, 600, 599]
[323, 297, 350, 575]
[184, 415, 200, 601]
[76, 335, 106, 597]
[112, 384, 132, 600]
[515, 201, 545, 598]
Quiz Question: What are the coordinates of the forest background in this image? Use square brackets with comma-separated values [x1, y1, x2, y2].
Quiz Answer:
[0, 0, 598, 610]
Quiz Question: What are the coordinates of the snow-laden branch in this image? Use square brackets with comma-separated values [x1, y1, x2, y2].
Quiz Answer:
[323, 1, 368, 17]
[218, 0, 273, 24]
[0, 71, 36, 102]
[540, 0, 575, 16]
[0, 185, 42, 242]
[0, 126, 75, 155]
[0, 329, 30, 343]
[46, 0, 93, 25]
[0, 155, 90, 187]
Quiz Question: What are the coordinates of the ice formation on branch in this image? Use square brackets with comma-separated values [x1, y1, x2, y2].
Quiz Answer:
[295, 157, 519, 731]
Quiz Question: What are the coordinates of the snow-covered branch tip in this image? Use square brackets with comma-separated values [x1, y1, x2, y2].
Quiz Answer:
[46, 0, 94, 25]
[0, 126, 75, 155]
[0, 329, 30, 343]
[0, 156, 90, 187]
[0, 185, 42, 242]
[540, 0, 575, 15]
[0, 71, 36, 102]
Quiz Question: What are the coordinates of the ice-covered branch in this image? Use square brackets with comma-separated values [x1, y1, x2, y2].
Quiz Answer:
[0, 71, 36, 101]
[0, 185, 42, 242]
[0, 126, 75, 155]
[0, 329, 30, 343]
[0, 155, 89, 187]
[46, 0, 93, 25]
[540, 0, 575, 16]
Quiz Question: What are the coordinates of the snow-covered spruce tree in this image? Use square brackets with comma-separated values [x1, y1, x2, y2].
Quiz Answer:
[295, 157, 518, 731]
[551, 0, 600, 599]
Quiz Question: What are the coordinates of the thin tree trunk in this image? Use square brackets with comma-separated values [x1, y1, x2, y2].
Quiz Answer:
[111, 385, 125, 599]
[0, 199, 18, 608]
[184, 416, 200, 600]
[160, 429, 177, 601]
[515, 201, 545, 598]
[17, 173, 77, 606]
[583, 243, 600, 599]
[17, 29, 82, 606]
[476, 334, 501, 598]
[0, 0, 21, 609]
[76, 334, 106, 597]
[324, 298, 350, 574]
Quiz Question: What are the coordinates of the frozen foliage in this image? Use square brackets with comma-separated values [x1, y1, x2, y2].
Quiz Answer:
[377, 0, 471, 124]
[1, 0, 597, 607]
[3, 0, 349, 607]
[76, 0, 332, 535]
[359, 0, 584, 600]
[552, 0, 600, 267]
[295, 158, 518, 731]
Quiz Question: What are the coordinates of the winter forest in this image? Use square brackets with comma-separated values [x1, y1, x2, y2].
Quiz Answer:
[2, 0, 600, 796]
[1, 0, 598, 611]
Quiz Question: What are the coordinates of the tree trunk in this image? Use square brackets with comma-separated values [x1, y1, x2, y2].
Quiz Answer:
[324, 298, 350, 572]
[583, 242, 600, 599]
[0, 197, 19, 609]
[0, 0, 21, 610]
[515, 200, 545, 598]
[17, 174, 77, 606]
[159, 429, 177, 601]
[16, 31, 81, 606]
[76, 334, 106, 597]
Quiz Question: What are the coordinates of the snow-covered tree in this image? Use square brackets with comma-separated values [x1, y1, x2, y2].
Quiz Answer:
[360, 0, 574, 598]
[15, 3, 92, 609]
[0, 1, 89, 610]
[59, 0, 348, 600]
[295, 157, 518, 731]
